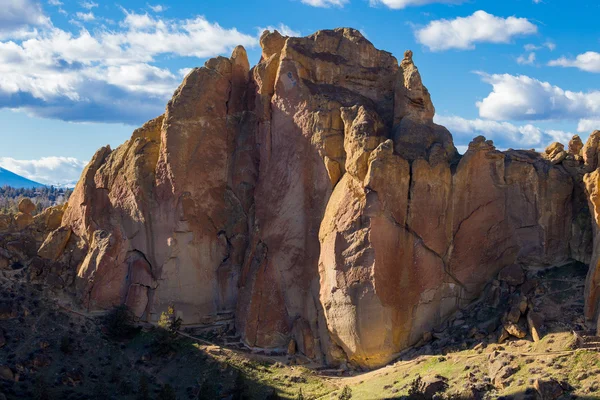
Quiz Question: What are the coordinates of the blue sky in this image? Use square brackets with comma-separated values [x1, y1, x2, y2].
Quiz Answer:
[1, 0, 599, 185]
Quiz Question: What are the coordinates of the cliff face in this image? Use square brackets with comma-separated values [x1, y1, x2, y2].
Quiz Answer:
[42, 28, 598, 368]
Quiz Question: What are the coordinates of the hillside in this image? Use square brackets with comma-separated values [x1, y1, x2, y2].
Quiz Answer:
[0, 167, 44, 189]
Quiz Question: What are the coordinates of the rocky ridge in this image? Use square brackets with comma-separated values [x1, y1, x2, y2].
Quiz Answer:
[27, 28, 600, 370]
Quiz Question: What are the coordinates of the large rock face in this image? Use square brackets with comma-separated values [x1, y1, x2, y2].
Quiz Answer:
[44, 28, 597, 368]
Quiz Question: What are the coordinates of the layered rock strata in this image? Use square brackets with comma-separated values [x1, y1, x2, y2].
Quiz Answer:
[40, 28, 598, 368]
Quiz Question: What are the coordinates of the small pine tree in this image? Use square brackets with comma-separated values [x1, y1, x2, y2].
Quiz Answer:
[158, 305, 182, 334]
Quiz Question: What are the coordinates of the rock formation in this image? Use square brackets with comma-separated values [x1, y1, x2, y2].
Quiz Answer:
[39, 28, 600, 369]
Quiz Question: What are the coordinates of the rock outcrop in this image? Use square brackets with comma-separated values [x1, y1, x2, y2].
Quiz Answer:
[41, 28, 599, 368]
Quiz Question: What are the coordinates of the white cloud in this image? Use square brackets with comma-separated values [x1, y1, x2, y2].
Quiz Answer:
[48, 0, 63, 5]
[476, 73, 600, 122]
[148, 4, 166, 12]
[75, 11, 95, 21]
[549, 52, 600, 73]
[517, 52, 536, 65]
[524, 41, 555, 52]
[178, 68, 193, 77]
[369, 0, 464, 9]
[258, 23, 300, 38]
[80, 1, 98, 9]
[435, 115, 576, 150]
[0, 157, 87, 187]
[300, 0, 348, 7]
[578, 119, 600, 133]
[0, 0, 49, 39]
[0, 11, 258, 124]
[415, 10, 537, 51]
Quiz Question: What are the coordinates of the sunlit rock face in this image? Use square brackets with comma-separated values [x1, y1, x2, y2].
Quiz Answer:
[44, 28, 596, 369]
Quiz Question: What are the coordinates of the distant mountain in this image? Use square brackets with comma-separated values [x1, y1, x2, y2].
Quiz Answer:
[0, 167, 45, 188]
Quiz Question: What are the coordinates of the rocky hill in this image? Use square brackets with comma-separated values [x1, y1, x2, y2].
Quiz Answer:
[2, 28, 600, 399]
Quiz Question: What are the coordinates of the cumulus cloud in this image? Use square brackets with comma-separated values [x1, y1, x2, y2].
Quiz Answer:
[476, 73, 600, 123]
[257, 23, 301, 38]
[434, 115, 574, 150]
[0, 0, 49, 39]
[415, 11, 537, 51]
[300, 0, 348, 7]
[0, 157, 87, 187]
[578, 119, 600, 133]
[369, 0, 464, 9]
[0, 11, 258, 124]
[549, 52, 600, 73]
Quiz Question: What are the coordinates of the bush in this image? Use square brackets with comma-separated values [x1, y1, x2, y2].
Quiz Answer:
[104, 305, 139, 340]
[59, 336, 73, 354]
[137, 375, 150, 400]
[338, 386, 352, 400]
[33, 375, 51, 400]
[408, 375, 425, 399]
[157, 384, 177, 400]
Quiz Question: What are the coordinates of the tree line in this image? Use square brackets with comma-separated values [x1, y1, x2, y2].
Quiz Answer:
[0, 186, 73, 215]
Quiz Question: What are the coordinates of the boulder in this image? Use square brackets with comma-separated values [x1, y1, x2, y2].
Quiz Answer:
[498, 265, 525, 287]
[418, 375, 448, 399]
[0, 302, 16, 320]
[504, 320, 528, 339]
[583, 130, 600, 171]
[527, 310, 544, 342]
[534, 379, 564, 400]
[568, 135, 584, 158]
[14, 212, 33, 230]
[38, 227, 72, 261]
[0, 366, 13, 381]
[544, 142, 568, 164]
[18, 198, 35, 214]
[287, 339, 297, 356]
[506, 306, 521, 323]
